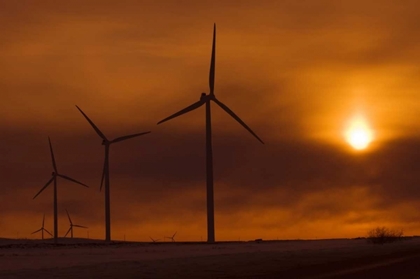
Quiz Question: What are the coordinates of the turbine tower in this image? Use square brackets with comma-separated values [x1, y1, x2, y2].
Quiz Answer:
[75, 105, 151, 242]
[33, 137, 88, 243]
[31, 214, 52, 240]
[157, 24, 263, 243]
[64, 209, 88, 238]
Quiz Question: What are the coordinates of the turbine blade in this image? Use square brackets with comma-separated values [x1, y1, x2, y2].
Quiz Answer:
[31, 228, 42, 234]
[33, 177, 54, 199]
[42, 214, 45, 227]
[75, 105, 108, 141]
[213, 98, 264, 144]
[157, 100, 205, 125]
[66, 209, 72, 224]
[73, 225, 88, 228]
[111, 131, 151, 144]
[44, 229, 53, 236]
[64, 227, 71, 237]
[173, 231, 177, 238]
[100, 156, 106, 192]
[149, 236, 154, 242]
[209, 23, 216, 95]
[48, 137, 57, 172]
[58, 174, 88, 188]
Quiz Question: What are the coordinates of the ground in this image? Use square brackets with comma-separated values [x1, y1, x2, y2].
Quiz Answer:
[0, 237, 420, 278]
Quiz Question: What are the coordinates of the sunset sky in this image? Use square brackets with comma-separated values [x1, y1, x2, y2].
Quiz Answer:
[1, 0, 420, 241]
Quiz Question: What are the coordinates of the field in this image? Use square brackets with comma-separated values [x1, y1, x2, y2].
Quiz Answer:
[0, 237, 420, 278]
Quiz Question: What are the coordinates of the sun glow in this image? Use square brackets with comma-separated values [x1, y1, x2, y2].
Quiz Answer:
[345, 115, 374, 150]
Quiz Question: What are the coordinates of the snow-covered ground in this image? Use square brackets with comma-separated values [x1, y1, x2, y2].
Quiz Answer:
[0, 238, 419, 278]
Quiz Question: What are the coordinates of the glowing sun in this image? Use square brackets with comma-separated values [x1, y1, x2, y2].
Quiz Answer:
[345, 115, 373, 150]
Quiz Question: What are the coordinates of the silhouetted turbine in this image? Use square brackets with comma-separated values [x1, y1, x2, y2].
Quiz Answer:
[149, 236, 160, 243]
[31, 214, 52, 240]
[33, 137, 88, 244]
[157, 24, 264, 243]
[64, 209, 88, 238]
[75, 105, 151, 242]
[164, 231, 177, 242]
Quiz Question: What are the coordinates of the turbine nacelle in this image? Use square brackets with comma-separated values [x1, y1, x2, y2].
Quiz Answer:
[200, 92, 207, 101]
[200, 92, 215, 102]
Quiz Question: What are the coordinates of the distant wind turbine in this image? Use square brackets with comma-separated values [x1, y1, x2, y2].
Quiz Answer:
[157, 24, 263, 243]
[165, 231, 177, 242]
[75, 105, 151, 242]
[149, 236, 160, 243]
[64, 209, 88, 238]
[33, 137, 88, 244]
[31, 214, 52, 240]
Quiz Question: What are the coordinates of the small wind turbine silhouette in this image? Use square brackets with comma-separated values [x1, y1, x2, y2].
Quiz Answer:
[33, 137, 88, 244]
[64, 209, 88, 238]
[75, 105, 151, 242]
[165, 231, 177, 242]
[31, 214, 52, 240]
[149, 236, 160, 243]
[157, 24, 263, 243]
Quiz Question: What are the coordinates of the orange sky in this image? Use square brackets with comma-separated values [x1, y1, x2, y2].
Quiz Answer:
[1, 0, 420, 241]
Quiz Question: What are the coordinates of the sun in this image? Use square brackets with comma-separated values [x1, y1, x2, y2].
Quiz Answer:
[344, 115, 373, 150]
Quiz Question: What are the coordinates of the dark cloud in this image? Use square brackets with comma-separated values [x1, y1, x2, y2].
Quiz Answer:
[2, 120, 420, 239]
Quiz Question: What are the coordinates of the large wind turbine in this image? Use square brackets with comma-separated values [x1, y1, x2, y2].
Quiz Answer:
[75, 105, 151, 242]
[157, 24, 264, 243]
[33, 137, 88, 244]
[64, 209, 88, 238]
[31, 214, 52, 240]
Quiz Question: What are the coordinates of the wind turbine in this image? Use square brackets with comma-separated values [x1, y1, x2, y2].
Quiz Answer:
[75, 105, 151, 242]
[149, 236, 160, 243]
[157, 24, 264, 243]
[64, 209, 88, 238]
[165, 231, 177, 242]
[33, 137, 88, 244]
[31, 214, 52, 240]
